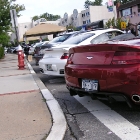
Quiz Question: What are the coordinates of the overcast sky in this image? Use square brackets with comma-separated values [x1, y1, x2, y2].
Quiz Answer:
[15, 0, 107, 23]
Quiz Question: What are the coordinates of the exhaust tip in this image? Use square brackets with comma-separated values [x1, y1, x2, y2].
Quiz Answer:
[132, 95, 140, 103]
[70, 89, 77, 96]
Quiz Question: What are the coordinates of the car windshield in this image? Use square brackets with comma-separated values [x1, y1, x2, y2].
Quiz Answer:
[61, 33, 95, 45]
[49, 34, 71, 43]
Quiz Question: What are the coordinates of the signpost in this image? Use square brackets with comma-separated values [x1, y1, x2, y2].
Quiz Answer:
[121, 22, 126, 29]
[10, 9, 19, 43]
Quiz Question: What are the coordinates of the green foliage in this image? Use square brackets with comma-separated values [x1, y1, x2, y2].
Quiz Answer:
[0, 32, 10, 47]
[32, 13, 61, 21]
[104, 17, 122, 30]
[84, 0, 103, 8]
[0, 0, 25, 47]
[42, 38, 49, 41]
[10, 3, 25, 17]
[0, 0, 25, 33]
[32, 15, 39, 21]
[66, 25, 77, 31]
[0, 47, 4, 59]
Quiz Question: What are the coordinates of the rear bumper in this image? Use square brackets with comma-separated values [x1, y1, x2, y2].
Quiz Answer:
[65, 64, 140, 103]
[39, 58, 67, 76]
[34, 54, 43, 64]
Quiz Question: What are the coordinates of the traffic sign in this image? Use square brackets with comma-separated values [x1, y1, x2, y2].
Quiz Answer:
[121, 22, 126, 29]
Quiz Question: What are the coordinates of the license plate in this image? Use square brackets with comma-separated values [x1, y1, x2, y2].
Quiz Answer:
[46, 64, 53, 71]
[82, 79, 98, 91]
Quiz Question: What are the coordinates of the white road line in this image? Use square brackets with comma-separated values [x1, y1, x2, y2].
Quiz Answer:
[74, 96, 140, 140]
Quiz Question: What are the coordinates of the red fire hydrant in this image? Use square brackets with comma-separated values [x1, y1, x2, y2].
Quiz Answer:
[17, 45, 25, 70]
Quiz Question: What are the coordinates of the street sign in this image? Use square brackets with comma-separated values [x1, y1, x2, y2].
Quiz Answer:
[121, 22, 126, 29]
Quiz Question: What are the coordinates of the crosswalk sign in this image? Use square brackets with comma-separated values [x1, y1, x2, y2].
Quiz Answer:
[121, 22, 126, 29]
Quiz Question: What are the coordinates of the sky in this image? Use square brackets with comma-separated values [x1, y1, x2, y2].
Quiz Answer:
[15, 0, 107, 23]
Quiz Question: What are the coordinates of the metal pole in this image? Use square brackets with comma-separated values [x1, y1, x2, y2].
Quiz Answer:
[112, 0, 116, 26]
[12, 9, 19, 44]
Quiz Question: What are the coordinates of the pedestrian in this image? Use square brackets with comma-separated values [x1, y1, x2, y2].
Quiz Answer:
[24, 45, 29, 59]
[131, 27, 136, 36]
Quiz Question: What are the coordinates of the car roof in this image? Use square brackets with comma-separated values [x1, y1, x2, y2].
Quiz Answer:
[85, 28, 123, 34]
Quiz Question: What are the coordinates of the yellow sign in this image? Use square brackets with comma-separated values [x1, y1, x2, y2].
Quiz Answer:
[121, 22, 126, 29]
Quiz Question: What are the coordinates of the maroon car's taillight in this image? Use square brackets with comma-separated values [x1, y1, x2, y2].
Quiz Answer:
[67, 53, 73, 64]
[60, 53, 69, 59]
[112, 52, 140, 65]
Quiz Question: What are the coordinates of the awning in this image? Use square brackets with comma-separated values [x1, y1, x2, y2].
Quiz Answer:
[19, 36, 40, 42]
[25, 23, 66, 37]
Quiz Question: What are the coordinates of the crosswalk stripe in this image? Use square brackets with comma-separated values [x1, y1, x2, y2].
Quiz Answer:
[74, 96, 140, 140]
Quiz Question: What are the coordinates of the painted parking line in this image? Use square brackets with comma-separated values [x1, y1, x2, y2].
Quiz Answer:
[74, 96, 140, 140]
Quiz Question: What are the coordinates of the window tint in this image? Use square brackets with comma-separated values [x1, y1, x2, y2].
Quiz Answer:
[61, 33, 95, 45]
[106, 31, 123, 39]
[108, 33, 135, 41]
[91, 33, 109, 44]
[49, 34, 71, 43]
[41, 45, 48, 49]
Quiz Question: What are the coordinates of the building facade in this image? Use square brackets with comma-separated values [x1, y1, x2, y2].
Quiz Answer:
[59, 6, 116, 28]
[117, 0, 140, 35]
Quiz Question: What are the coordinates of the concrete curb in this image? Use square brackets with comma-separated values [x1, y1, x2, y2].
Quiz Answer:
[26, 60, 67, 140]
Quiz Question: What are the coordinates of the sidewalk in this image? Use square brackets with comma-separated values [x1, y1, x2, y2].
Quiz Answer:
[0, 53, 66, 140]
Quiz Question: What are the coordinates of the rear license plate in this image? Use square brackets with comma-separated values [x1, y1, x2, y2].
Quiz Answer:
[46, 64, 53, 71]
[82, 79, 98, 91]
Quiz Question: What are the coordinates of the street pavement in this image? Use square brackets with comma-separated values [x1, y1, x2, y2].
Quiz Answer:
[0, 53, 66, 140]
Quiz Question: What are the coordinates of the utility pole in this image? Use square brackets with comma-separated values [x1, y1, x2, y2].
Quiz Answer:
[12, 9, 19, 44]
[10, 9, 19, 45]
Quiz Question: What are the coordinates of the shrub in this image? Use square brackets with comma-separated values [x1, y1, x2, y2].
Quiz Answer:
[0, 47, 4, 59]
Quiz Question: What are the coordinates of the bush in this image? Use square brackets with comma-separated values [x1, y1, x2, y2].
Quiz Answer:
[0, 47, 4, 59]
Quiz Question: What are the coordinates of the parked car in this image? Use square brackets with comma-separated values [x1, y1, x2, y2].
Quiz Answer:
[4, 47, 8, 55]
[39, 28, 124, 76]
[65, 38, 140, 107]
[33, 41, 49, 65]
[40, 31, 88, 55]
[35, 31, 86, 65]
[7, 47, 18, 53]
[29, 42, 43, 55]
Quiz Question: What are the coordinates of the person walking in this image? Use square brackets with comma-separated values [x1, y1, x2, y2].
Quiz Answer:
[131, 27, 136, 36]
[24, 45, 29, 59]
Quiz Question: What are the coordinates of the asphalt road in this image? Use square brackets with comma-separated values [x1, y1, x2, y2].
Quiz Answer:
[30, 59, 140, 140]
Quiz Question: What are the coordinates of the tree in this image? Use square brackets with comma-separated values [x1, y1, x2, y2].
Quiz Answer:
[32, 12, 61, 21]
[10, 3, 25, 17]
[32, 15, 39, 21]
[0, 0, 25, 46]
[84, 0, 103, 8]
[105, 17, 122, 30]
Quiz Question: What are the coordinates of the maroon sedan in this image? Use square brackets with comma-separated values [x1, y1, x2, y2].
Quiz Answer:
[65, 38, 140, 107]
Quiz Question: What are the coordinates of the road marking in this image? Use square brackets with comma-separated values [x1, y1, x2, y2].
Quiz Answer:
[74, 96, 140, 140]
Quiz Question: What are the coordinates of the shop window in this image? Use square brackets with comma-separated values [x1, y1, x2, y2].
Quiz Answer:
[83, 21, 86, 24]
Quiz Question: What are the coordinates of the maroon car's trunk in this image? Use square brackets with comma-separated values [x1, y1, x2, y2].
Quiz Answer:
[66, 44, 140, 92]
[69, 44, 140, 65]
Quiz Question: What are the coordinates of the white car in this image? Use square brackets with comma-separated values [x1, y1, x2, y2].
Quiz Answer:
[29, 41, 48, 55]
[39, 28, 124, 76]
